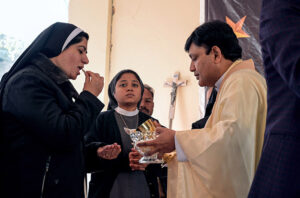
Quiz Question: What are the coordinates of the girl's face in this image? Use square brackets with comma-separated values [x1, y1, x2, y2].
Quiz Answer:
[114, 73, 142, 110]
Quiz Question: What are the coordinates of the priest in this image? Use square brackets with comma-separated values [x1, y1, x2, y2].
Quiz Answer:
[137, 20, 267, 198]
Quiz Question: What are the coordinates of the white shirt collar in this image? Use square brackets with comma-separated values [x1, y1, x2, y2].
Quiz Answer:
[215, 73, 225, 92]
[214, 59, 243, 91]
[115, 106, 139, 116]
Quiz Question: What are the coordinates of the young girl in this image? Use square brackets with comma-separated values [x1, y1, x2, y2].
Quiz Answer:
[85, 69, 164, 198]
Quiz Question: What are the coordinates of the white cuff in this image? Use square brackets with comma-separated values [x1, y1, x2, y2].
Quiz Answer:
[174, 135, 188, 162]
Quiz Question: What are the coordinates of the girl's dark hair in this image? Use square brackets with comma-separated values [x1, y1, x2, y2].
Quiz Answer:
[108, 69, 145, 110]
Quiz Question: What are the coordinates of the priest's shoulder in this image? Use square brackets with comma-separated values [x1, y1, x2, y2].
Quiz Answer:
[228, 69, 266, 86]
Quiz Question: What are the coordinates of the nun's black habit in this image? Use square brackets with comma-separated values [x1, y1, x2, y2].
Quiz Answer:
[0, 22, 104, 198]
[85, 70, 166, 198]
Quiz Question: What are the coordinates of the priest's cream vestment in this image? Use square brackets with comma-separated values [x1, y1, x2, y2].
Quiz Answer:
[168, 59, 267, 198]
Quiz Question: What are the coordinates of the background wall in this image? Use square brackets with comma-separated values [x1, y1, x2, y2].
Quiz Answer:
[69, 0, 205, 130]
[69, 0, 111, 102]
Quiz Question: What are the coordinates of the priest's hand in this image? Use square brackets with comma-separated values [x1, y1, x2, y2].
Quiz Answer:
[137, 127, 176, 156]
[97, 143, 121, 160]
[129, 148, 148, 171]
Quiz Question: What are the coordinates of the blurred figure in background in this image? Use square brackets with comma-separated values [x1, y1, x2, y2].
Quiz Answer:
[139, 84, 155, 116]
[249, 0, 300, 197]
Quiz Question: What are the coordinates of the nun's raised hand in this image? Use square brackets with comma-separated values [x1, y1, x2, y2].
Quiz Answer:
[97, 143, 121, 160]
[129, 148, 148, 171]
[83, 70, 104, 97]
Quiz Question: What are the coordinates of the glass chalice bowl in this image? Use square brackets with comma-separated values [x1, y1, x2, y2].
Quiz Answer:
[124, 119, 163, 164]
[136, 119, 163, 164]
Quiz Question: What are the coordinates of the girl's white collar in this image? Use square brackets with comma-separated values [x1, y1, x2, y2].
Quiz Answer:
[115, 106, 139, 116]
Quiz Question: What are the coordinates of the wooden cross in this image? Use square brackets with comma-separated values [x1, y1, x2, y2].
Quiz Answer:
[164, 71, 187, 129]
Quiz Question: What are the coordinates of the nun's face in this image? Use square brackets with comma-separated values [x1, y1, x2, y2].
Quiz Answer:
[51, 38, 89, 80]
[114, 73, 142, 110]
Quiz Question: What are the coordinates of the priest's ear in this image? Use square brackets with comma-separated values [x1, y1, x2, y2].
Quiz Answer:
[211, 46, 222, 64]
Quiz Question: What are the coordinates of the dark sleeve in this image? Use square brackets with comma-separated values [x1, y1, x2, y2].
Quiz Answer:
[260, 1, 300, 97]
[160, 167, 168, 197]
[2, 72, 104, 151]
[85, 112, 130, 173]
[84, 114, 107, 172]
[191, 117, 209, 129]
[192, 88, 216, 129]
[145, 164, 168, 197]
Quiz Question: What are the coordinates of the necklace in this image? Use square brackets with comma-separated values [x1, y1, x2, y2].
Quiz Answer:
[118, 113, 139, 129]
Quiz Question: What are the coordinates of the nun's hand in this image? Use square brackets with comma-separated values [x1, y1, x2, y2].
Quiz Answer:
[97, 143, 121, 160]
[83, 70, 104, 97]
[129, 148, 148, 171]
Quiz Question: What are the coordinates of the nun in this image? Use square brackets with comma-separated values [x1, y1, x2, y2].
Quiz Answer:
[0, 22, 111, 198]
[85, 69, 166, 198]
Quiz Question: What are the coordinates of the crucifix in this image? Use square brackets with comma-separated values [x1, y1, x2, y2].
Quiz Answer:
[164, 71, 187, 129]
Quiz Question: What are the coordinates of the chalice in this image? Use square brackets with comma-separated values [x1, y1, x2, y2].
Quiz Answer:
[124, 119, 163, 164]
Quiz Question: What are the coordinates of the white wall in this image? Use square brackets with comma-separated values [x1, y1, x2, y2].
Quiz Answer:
[69, 0, 206, 130]
[109, 0, 202, 130]
[69, 0, 110, 102]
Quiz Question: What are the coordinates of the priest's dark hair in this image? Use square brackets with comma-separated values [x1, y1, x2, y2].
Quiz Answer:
[184, 20, 242, 62]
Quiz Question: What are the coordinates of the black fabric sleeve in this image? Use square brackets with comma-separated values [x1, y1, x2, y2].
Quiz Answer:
[2, 72, 104, 151]
[85, 111, 136, 173]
